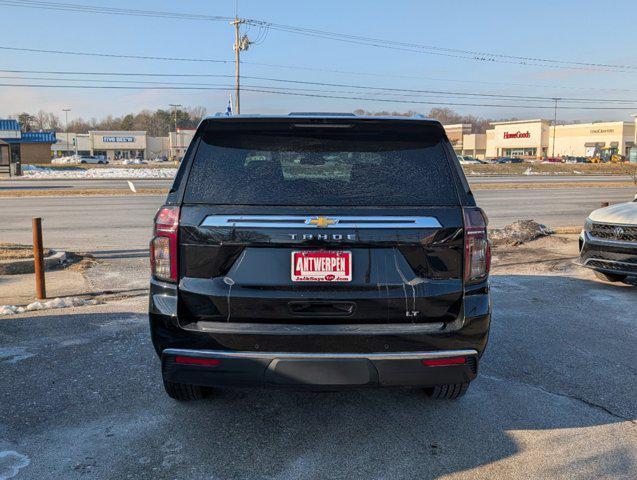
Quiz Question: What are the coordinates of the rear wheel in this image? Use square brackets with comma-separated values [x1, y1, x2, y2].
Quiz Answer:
[594, 271, 627, 283]
[162, 377, 209, 401]
[424, 382, 469, 400]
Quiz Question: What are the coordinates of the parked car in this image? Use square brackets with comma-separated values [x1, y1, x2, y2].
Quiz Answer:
[78, 155, 108, 164]
[149, 114, 492, 401]
[579, 195, 637, 284]
[496, 157, 524, 164]
[563, 156, 588, 164]
[457, 155, 483, 165]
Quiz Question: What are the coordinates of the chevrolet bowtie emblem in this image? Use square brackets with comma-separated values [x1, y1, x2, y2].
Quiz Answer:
[307, 216, 337, 228]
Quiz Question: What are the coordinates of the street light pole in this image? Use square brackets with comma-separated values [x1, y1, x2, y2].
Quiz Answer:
[551, 98, 560, 159]
[62, 108, 71, 156]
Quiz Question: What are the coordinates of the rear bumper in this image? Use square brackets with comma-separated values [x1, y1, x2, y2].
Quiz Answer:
[162, 348, 478, 388]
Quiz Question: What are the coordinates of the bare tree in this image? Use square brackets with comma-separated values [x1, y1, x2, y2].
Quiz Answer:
[32, 110, 61, 131]
[354, 107, 518, 134]
[15, 105, 214, 136]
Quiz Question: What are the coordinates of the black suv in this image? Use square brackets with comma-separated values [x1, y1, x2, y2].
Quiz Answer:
[149, 114, 491, 401]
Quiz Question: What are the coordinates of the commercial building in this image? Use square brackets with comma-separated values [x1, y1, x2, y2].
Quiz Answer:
[148, 136, 170, 159]
[549, 121, 634, 158]
[488, 119, 551, 159]
[90, 131, 147, 160]
[442, 124, 472, 153]
[169, 128, 196, 160]
[53, 130, 170, 161]
[0, 119, 56, 165]
[474, 118, 635, 160]
[461, 133, 487, 159]
[52, 132, 91, 156]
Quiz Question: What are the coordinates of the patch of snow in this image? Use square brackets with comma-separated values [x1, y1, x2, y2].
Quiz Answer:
[490, 220, 554, 246]
[0, 297, 102, 316]
[0, 451, 30, 479]
[0, 347, 35, 364]
[51, 155, 81, 164]
[121, 159, 147, 165]
[23, 167, 177, 179]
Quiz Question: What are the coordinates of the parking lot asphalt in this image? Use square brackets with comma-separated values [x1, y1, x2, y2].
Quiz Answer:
[1, 255, 635, 479]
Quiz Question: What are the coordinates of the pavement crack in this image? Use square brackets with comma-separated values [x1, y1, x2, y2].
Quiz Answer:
[481, 373, 636, 425]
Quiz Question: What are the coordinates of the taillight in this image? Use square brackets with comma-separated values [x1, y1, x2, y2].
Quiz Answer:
[150, 205, 180, 282]
[463, 207, 491, 284]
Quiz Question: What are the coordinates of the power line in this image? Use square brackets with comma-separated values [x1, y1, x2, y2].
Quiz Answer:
[0, 0, 234, 21]
[4, 44, 637, 95]
[1, 69, 637, 104]
[2, 1, 636, 73]
[0, 45, 230, 63]
[1, 74, 616, 103]
[258, 21, 637, 73]
[1, 82, 636, 110]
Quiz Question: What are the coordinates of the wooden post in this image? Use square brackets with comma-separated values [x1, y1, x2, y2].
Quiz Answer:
[601, 202, 610, 208]
[32, 217, 46, 299]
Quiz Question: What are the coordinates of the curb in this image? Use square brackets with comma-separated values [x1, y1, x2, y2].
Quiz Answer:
[0, 251, 67, 275]
[553, 227, 583, 234]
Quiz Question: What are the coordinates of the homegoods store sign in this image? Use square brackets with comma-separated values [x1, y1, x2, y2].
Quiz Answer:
[503, 131, 531, 139]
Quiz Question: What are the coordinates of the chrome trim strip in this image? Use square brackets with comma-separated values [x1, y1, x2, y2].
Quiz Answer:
[163, 348, 478, 361]
[584, 231, 637, 248]
[587, 221, 637, 227]
[200, 215, 442, 229]
[184, 318, 466, 335]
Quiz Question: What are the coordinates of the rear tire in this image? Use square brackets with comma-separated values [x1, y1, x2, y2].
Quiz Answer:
[594, 271, 627, 283]
[424, 382, 469, 400]
[162, 378, 208, 401]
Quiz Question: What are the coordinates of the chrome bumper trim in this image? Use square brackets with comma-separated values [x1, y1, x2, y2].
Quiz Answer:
[163, 348, 478, 361]
[200, 215, 442, 229]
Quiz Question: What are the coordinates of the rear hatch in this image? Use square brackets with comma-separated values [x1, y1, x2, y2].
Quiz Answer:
[175, 117, 467, 326]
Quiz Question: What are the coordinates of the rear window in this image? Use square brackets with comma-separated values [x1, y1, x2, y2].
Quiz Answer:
[183, 121, 460, 206]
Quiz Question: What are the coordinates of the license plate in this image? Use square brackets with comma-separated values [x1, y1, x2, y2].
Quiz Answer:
[291, 251, 352, 282]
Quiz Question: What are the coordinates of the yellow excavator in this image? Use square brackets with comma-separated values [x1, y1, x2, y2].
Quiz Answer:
[588, 146, 625, 163]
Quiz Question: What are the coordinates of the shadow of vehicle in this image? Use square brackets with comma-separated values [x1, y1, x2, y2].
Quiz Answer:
[0, 274, 635, 479]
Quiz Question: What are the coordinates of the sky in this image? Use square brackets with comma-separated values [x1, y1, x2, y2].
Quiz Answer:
[1, 0, 637, 124]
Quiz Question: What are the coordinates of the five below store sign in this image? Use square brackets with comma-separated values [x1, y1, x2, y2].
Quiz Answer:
[102, 136, 136, 143]
[503, 131, 531, 139]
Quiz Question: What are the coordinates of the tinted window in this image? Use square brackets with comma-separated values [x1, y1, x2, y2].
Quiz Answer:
[184, 123, 460, 206]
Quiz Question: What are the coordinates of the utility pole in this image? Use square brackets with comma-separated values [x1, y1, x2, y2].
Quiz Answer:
[551, 98, 560, 159]
[169, 104, 182, 162]
[62, 108, 71, 156]
[169, 104, 182, 133]
[231, 17, 246, 114]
